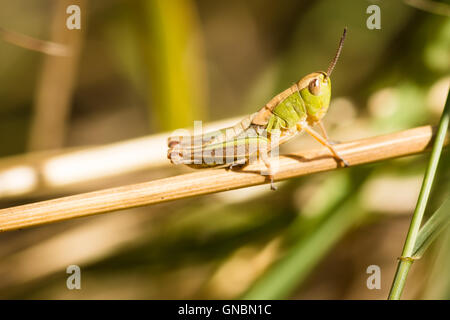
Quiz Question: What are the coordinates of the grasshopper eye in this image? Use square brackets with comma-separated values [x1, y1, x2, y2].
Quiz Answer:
[308, 78, 321, 96]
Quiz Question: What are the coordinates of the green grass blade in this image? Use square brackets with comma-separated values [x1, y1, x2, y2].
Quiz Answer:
[412, 197, 450, 259]
[388, 88, 450, 300]
[241, 199, 366, 300]
[135, 0, 207, 131]
[241, 168, 372, 300]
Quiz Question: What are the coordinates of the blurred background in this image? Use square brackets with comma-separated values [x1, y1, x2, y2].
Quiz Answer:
[0, 0, 449, 299]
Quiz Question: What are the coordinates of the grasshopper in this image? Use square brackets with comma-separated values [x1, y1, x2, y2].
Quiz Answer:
[168, 28, 349, 190]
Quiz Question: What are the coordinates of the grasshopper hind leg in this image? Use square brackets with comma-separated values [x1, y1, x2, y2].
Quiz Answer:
[260, 153, 277, 191]
[265, 165, 277, 191]
[225, 160, 247, 171]
[225, 154, 277, 190]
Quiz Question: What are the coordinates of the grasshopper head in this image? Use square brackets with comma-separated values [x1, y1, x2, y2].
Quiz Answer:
[298, 72, 331, 123]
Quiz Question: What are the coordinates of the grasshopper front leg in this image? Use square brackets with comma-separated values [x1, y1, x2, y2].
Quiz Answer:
[298, 123, 349, 167]
[318, 120, 341, 146]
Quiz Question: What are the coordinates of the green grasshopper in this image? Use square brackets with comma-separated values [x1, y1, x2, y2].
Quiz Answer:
[168, 28, 349, 190]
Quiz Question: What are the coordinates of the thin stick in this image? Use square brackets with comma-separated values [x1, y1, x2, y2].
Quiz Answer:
[28, 0, 85, 151]
[0, 27, 69, 56]
[0, 126, 445, 232]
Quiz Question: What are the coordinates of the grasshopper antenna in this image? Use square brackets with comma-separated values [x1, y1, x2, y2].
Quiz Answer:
[326, 27, 347, 77]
